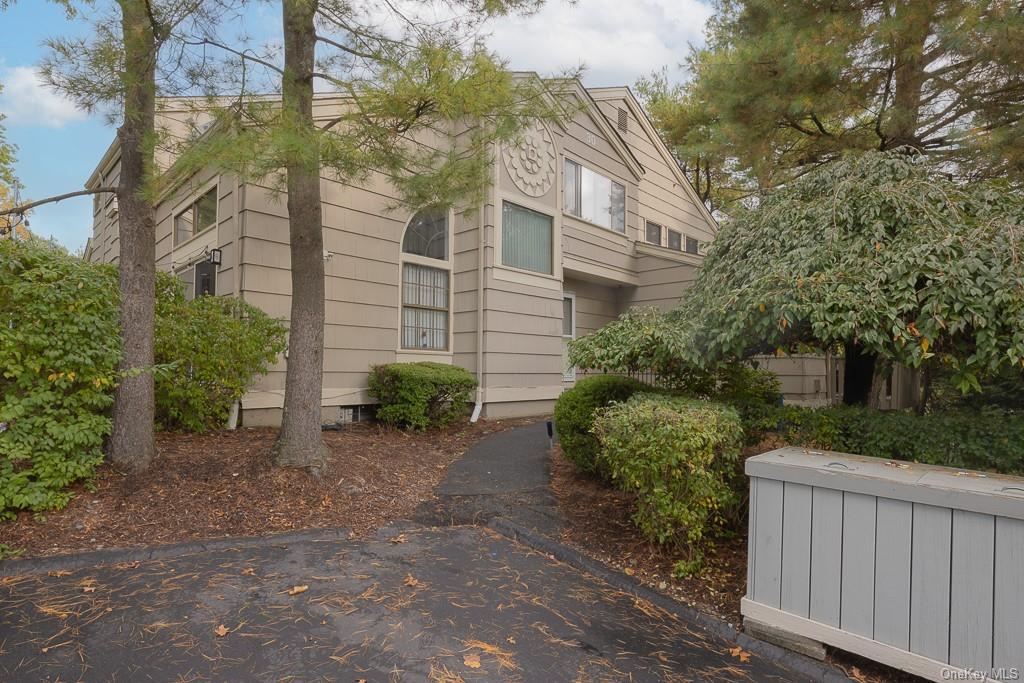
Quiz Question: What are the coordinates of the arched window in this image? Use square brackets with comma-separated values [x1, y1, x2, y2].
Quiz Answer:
[402, 207, 448, 260]
[401, 208, 450, 350]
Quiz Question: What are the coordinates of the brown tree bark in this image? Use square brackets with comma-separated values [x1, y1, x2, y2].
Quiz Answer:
[273, 0, 327, 471]
[884, 0, 932, 150]
[109, 0, 158, 472]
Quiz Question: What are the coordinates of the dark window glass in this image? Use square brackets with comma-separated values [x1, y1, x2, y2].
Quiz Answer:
[645, 221, 662, 245]
[667, 229, 682, 250]
[402, 208, 448, 260]
[684, 236, 699, 254]
[195, 261, 217, 297]
[174, 186, 217, 246]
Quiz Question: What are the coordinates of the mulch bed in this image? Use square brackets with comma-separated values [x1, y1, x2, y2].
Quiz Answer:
[549, 441, 922, 683]
[3, 418, 531, 559]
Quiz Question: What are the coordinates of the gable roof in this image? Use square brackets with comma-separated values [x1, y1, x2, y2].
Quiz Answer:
[587, 86, 719, 234]
[547, 78, 645, 182]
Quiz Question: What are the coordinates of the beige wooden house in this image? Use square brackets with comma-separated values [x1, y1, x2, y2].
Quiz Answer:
[84, 79, 722, 424]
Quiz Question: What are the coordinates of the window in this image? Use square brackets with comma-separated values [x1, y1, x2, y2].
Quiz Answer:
[402, 207, 447, 260]
[195, 261, 216, 297]
[564, 159, 625, 232]
[684, 236, 699, 254]
[402, 263, 449, 350]
[502, 201, 553, 274]
[400, 208, 451, 350]
[176, 261, 217, 300]
[174, 186, 217, 246]
[667, 229, 682, 251]
[645, 221, 662, 245]
[562, 294, 575, 382]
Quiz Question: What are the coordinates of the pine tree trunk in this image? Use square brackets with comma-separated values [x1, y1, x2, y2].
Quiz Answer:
[274, 0, 327, 472]
[842, 341, 877, 406]
[109, 0, 157, 472]
[884, 0, 932, 149]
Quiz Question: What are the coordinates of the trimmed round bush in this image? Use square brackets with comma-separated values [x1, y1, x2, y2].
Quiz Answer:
[368, 361, 477, 429]
[553, 374, 648, 477]
[593, 393, 744, 575]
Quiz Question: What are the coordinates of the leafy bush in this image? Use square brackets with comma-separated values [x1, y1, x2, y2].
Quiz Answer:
[0, 239, 120, 520]
[154, 274, 286, 432]
[593, 394, 744, 575]
[751, 404, 1024, 475]
[368, 362, 477, 429]
[553, 374, 649, 477]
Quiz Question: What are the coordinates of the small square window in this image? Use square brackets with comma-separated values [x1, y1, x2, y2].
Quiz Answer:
[174, 186, 218, 246]
[645, 221, 662, 246]
[684, 236, 699, 254]
[667, 230, 682, 251]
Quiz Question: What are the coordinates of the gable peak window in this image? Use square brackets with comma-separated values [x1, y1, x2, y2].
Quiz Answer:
[402, 206, 448, 260]
[684, 236, 699, 254]
[667, 229, 682, 251]
[564, 159, 625, 233]
[174, 185, 217, 246]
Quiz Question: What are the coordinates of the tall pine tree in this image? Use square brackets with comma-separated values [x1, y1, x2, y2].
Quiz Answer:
[647, 0, 1024, 211]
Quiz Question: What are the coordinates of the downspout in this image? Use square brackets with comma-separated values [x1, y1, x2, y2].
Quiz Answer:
[227, 175, 245, 429]
[470, 204, 485, 422]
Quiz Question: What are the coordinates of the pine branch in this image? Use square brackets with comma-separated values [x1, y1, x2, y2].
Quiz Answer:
[0, 187, 117, 216]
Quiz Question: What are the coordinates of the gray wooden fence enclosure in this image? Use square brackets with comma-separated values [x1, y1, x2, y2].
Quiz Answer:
[742, 448, 1024, 682]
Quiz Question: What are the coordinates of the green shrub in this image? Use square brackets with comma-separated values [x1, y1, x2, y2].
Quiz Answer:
[154, 274, 286, 432]
[553, 374, 649, 477]
[751, 404, 1024, 475]
[368, 362, 477, 429]
[594, 394, 744, 575]
[0, 239, 121, 520]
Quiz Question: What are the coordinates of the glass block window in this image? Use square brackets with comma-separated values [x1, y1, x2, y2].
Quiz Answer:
[174, 186, 217, 246]
[645, 221, 662, 245]
[402, 207, 448, 260]
[667, 229, 682, 251]
[502, 201, 553, 274]
[564, 159, 625, 232]
[401, 263, 449, 350]
[685, 236, 699, 254]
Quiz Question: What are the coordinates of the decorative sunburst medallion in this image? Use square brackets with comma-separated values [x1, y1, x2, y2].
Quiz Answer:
[502, 122, 556, 197]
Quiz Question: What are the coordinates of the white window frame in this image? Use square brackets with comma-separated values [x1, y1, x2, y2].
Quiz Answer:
[562, 292, 576, 382]
[563, 156, 626, 233]
[399, 208, 454, 354]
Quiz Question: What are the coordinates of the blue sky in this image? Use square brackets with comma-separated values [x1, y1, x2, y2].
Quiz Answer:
[1, 0, 710, 251]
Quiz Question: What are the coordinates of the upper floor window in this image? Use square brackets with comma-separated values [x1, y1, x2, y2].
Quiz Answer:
[401, 207, 451, 350]
[685, 236, 699, 255]
[645, 221, 662, 246]
[502, 201, 553, 275]
[174, 186, 217, 246]
[402, 206, 448, 260]
[564, 159, 625, 232]
[667, 229, 682, 251]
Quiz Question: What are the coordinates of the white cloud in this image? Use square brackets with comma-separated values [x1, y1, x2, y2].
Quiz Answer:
[486, 0, 712, 87]
[0, 66, 88, 128]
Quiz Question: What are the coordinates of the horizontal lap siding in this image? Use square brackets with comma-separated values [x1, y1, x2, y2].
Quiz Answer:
[620, 255, 695, 311]
[564, 277, 619, 337]
[241, 178, 409, 405]
[594, 98, 713, 243]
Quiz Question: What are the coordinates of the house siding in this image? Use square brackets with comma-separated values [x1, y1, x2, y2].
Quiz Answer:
[83, 81, 721, 424]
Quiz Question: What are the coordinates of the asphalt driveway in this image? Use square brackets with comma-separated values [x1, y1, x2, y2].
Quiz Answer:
[1, 524, 813, 682]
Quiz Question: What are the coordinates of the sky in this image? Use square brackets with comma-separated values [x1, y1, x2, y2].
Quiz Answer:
[0, 0, 711, 251]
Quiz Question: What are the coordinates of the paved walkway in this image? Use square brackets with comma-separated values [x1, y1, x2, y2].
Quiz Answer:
[0, 422, 839, 681]
[415, 420, 563, 534]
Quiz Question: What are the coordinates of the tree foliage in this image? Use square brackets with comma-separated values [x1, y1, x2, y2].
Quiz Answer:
[645, 0, 1024, 211]
[570, 152, 1024, 395]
